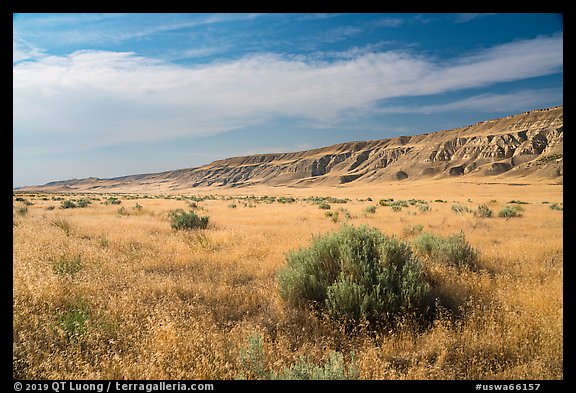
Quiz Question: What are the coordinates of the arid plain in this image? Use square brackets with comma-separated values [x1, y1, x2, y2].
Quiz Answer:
[13, 179, 562, 379]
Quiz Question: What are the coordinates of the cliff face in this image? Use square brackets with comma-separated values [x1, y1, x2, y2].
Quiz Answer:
[22, 106, 563, 192]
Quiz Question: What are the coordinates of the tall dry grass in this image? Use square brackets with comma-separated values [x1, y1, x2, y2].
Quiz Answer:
[12, 185, 563, 379]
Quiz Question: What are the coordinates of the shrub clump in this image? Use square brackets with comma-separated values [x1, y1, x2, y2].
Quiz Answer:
[451, 204, 470, 214]
[237, 333, 359, 380]
[475, 204, 493, 218]
[413, 232, 477, 270]
[60, 200, 77, 209]
[52, 253, 83, 276]
[278, 225, 432, 326]
[498, 205, 524, 218]
[363, 205, 377, 214]
[169, 209, 209, 230]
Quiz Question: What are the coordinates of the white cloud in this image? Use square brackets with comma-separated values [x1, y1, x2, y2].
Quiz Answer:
[13, 34, 563, 155]
[453, 13, 496, 23]
[378, 88, 564, 115]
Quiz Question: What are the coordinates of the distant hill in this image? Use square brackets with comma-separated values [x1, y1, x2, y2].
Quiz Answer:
[18, 106, 563, 193]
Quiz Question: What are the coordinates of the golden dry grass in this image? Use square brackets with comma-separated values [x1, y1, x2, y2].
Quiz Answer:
[12, 182, 563, 379]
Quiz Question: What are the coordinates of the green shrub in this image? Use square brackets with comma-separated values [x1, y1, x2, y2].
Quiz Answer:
[498, 205, 524, 218]
[275, 351, 360, 380]
[413, 232, 477, 269]
[391, 205, 402, 212]
[60, 200, 77, 209]
[403, 224, 424, 237]
[418, 205, 431, 213]
[378, 198, 394, 206]
[475, 204, 493, 218]
[277, 196, 296, 204]
[318, 203, 331, 210]
[434, 199, 447, 203]
[278, 225, 431, 326]
[77, 198, 91, 208]
[16, 206, 28, 216]
[57, 296, 90, 341]
[228, 203, 237, 209]
[133, 203, 143, 211]
[507, 200, 529, 205]
[451, 204, 470, 214]
[363, 205, 377, 214]
[52, 253, 83, 276]
[169, 209, 209, 230]
[325, 211, 339, 223]
[237, 333, 360, 380]
[549, 203, 563, 211]
[105, 197, 121, 205]
[238, 333, 269, 380]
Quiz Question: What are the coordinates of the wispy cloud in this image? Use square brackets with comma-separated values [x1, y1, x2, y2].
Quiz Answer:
[13, 13, 266, 47]
[378, 88, 563, 115]
[453, 13, 496, 23]
[13, 34, 563, 155]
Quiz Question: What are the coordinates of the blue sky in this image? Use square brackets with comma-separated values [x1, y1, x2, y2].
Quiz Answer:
[13, 13, 563, 187]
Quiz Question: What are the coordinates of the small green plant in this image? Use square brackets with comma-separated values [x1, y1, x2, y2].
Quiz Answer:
[228, 203, 237, 209]
[77, 198, 91, 208]
[99, 235, 109, 248]
[238, 333, 269, 380]
[549, 203, 563, 211]
[169, 209, 209, 230]
[403, 224, 424, 237]
[413, 231, 477, 270]
[117, 207, 130, 216]
[56, 296, 90, 341]
[60, 200, 77, 209]
[16, 198, 33, 206]
[434, 199, 447, 203]
[378, 198, 394, 206]
[16, 206, 28, 216]
[498, 205, 524, 218]
[278, 225, 432, 327]
[451, 204, 470, 214]
[105, 197, 121, 205]
[188, 201, 198, 208]
[507, 200, 529, 205]
[133, 203, 143, 211]
[277, 196, 296, 204]
[325, 211, 339, 223]
[51, 218, 72, 236]
[318, 203, 331, 210]
[475, 204, 493, 218]
[275, 351, 360, 380]
[391, 205, 402, 212]
[363, 205, 377, 214]
[52, 253, 83, 276]
[418, 205, 431, 213]
[237, 333, 360, 380]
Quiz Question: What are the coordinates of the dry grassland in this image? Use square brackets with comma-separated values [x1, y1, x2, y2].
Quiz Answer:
[12, 181, 563, 379]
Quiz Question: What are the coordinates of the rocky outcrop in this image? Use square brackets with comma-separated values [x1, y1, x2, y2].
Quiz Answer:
[19, 106, 563, 192]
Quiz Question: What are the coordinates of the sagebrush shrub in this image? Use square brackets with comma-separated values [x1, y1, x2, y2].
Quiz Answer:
[169, 209, 209, 230]
[278, 225, 431, 326]
[363, 205, 376, 214]
[451, 204, 470, 214]
[60, 200, 77, 209]
[413, 232, 477, 269]
[475, 204, 493, 218]
[52, 254, 83, 276]
[498, 205, 524, 218]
